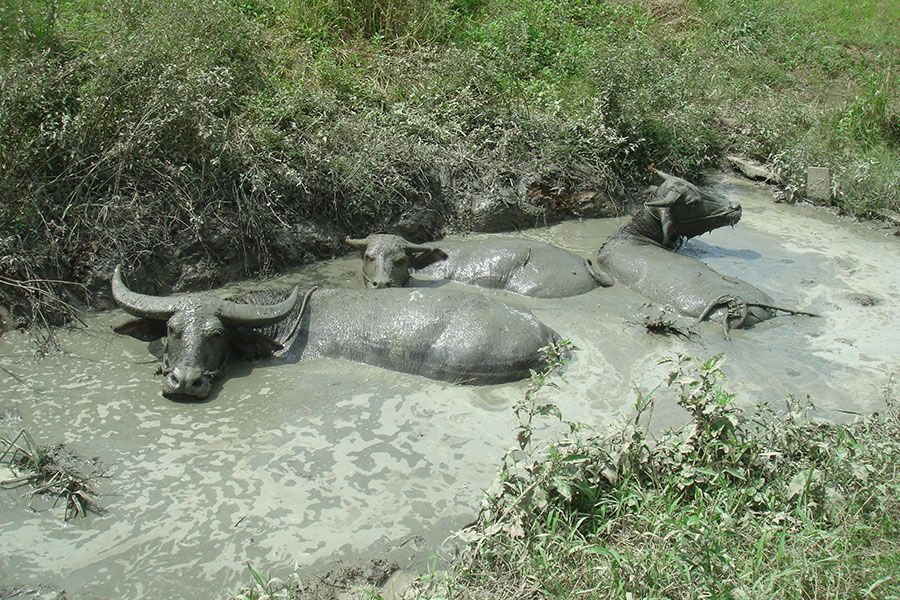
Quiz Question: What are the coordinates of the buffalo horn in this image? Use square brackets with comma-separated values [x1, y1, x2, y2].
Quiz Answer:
[219, 286, 300, 327]
[344, 237, 369, 248]
[111, 265, 181, 322]
[644, 188, 681, 207]
[404, 242, 436, 253]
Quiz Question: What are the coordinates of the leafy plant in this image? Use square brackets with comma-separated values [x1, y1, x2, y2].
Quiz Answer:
[408, 355, 899, 599]
[513, 338, 573, 452]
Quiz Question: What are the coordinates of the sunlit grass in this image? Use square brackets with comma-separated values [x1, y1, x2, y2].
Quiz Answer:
[405, 358, 899, 599]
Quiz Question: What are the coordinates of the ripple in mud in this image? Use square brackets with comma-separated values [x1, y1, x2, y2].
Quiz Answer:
[846, 292, 882, 307]
[0, 586, 67, 600]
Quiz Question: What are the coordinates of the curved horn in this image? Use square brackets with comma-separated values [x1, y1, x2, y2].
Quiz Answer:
[404, 242, 437, 253]
[645, 186, 682, 208]
[344, 236, 369, 249]
[111, 265, 180, 322]
[651, 168, 677, 182]
[219, 286, 300, 327]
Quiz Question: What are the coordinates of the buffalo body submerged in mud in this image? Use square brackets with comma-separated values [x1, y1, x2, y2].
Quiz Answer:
[111, 267, 559, 399]
[597, 170, 815, 337]
[346, 234, 613, 297]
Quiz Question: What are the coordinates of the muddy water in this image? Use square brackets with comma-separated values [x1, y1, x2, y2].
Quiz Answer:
[0, 172, 897, 598]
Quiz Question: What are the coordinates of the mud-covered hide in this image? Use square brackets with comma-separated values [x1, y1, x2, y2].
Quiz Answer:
[418, 238, 614, 297]
[236, 287, 561, 384]
[598, 241, 777, 326]
[612, 170, 743, 250]
[111, 266, 300, 399]
[348, 234, 613, 298]
[597, 171, 799, 333]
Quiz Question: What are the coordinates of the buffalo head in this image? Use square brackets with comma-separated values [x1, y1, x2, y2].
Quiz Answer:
[111, 266, 299, 400]
[345, 234, 448, 288]
[645, 171, 742, 249]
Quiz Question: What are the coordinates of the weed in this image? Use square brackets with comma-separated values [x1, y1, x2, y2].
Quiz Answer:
[0, 429, 104, 520]
[513, 338, 573, 452]
[230, 559, 397, 599]
[407, 355, 900, 599]
[1, 0, 896, 334]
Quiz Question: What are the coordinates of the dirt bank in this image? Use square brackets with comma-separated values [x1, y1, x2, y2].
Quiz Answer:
[0, 162, 624, 341]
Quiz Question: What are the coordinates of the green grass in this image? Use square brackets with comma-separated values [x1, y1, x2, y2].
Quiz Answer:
[0, 0, 897, 329]
[227, 353, 899, 599]
[405, 356, 899, 599]
[230, 561, 387, 599]
[787, 0, 899, 48]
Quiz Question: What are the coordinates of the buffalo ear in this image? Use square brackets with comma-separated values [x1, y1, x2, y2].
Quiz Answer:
[410, 248, 448, 270]
[645, 186, 681, 208]
[231, 329, 283, 359]
[658, 207, 679, 249]
[113, 319, 167, 342]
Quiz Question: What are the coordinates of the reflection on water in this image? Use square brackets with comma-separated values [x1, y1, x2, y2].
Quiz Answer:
[0, 173, 897, 599]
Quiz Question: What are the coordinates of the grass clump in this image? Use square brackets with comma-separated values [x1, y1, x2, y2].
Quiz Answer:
[408, 356, 899, 599]
[0, 429, 104, 520]
[230, 559, 397, 599]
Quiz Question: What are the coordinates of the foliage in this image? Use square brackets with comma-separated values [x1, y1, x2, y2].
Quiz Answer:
[0, 428, 104, 520]
[229, 563, 308, 600]
[513, 339, 574, 452]
[230, 560, 397, 599]
[0, 0, 896, 333]
[407, 356, 899, 599]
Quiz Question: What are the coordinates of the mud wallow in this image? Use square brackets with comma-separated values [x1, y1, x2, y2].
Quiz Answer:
[4, 0, 895, 335]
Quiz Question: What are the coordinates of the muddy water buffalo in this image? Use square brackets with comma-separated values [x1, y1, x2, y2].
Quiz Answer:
[111, 266, 560, 399]
[345, 234, 613, 297]
[596, 171, 815, 338]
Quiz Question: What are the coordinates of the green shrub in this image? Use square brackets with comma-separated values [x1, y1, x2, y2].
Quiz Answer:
[408, 356, 899, 599]
[837, 64, 898, 148]
[0, 0, 896, 334]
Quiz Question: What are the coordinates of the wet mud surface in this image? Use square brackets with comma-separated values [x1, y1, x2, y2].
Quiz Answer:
[1, 173, 897, 598]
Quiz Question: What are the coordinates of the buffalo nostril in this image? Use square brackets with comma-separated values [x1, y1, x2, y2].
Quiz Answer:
[192, 379, 203, 388]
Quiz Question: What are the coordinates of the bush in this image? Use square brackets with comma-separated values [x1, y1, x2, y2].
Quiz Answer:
[0, 0, 896, 336]
[407, 355, 899, 599]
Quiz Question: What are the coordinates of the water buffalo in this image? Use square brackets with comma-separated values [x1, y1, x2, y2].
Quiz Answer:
[111, 266, 560, 399]
[345, 234, 613, 297]
[596, 170, 815, 338]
